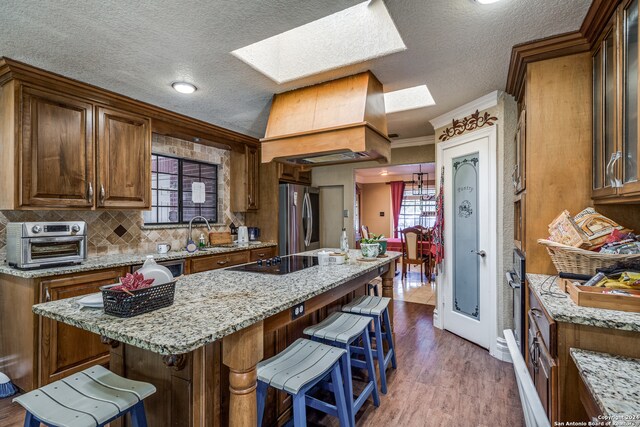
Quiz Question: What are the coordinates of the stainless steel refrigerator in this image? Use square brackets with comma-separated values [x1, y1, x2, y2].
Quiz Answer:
[279, 184, 320, 255]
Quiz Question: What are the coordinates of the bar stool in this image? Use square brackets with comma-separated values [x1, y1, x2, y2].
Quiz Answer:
[304, 312, 380, 426]
[257, 338, 350, 427]
[13, 365, 156, 427]
[341, 295, 397, 394]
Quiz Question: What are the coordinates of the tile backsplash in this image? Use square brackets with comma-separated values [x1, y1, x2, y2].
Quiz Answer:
[0, 135, 245, 255]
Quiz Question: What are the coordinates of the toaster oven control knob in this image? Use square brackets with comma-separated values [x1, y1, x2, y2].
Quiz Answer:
[31, 225, 42, 234]
[71, 224, 81, 233]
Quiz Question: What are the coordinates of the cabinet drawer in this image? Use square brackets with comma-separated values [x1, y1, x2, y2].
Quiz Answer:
[189, 251, 249, 274]
[528, 288, 556, 357]
[250, 246, 276, 261]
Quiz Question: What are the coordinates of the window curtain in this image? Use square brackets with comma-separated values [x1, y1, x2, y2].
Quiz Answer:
[390, 181, 405, 238]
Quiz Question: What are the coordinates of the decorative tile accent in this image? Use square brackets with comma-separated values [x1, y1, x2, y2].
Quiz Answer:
[0, 135, 246, 255]
[113, 225, 127, 237]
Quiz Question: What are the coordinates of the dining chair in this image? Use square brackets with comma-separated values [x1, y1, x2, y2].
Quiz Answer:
[400, 227, 429, 281]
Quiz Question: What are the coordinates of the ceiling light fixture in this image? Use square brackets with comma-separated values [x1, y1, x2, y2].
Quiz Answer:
[474, 0, 502, 4]
[172, 82, 197, 94]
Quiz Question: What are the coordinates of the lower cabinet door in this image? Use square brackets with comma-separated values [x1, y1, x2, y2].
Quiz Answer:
[535, 334, 557, 422]
[39, 268, 126, 385]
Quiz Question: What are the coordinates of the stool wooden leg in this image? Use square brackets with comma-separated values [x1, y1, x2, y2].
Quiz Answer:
[373, 316, 388, 394]
[23, 412, 39, 427]
[256, 380, 268, 427]
[362, 329, 380, 407]
[340, 350, 355, 427]
[129, 401, 148, 427]
[292, 393, 307, 427]
[383, 309, 397, 370]
[330, 363, 350, 427]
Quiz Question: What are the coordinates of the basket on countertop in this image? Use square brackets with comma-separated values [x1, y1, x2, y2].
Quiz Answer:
[538, 239, 640, 275]
[100, 280, 176, 318]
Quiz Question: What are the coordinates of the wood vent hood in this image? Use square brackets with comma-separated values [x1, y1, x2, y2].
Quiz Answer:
[261, 71, 391, 166]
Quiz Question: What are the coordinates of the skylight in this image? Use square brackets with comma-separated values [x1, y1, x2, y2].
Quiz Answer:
[231, 1, 406, 84]
[384, 85, 435, 114]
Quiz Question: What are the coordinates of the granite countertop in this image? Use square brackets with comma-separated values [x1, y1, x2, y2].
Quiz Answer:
[570, 349, 640, 426]
[527, 274, 640, 332]
[32, 249, 401, 355]
[0, 242, 278, 279]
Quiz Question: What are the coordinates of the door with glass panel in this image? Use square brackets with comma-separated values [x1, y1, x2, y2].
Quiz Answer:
[592, 14, 619, 199]
[440, 128, 496, 350]
[621, 0, 640, 195]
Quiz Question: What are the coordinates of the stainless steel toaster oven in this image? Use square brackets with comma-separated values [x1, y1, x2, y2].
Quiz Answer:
[6, 222, 88, 269]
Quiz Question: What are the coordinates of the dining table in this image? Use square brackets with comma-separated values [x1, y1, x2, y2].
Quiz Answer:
[385, 237, 435, 255]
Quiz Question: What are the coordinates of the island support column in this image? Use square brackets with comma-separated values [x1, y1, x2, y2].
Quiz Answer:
[382, 265, 395, 333]
[222, 320, 264, 427]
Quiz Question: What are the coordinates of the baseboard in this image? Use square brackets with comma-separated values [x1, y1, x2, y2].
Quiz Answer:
[433, 307, 443, 329]
[493, 336, 512, 363]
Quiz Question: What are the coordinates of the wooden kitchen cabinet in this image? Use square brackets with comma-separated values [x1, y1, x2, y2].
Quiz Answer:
[39, 268, 126, 385]
[526, 288, 558, 423]
[188, 251, 250, 274]
[230, 145, 259, 212]
[592, 0, 640, 202]
[96, 106, 151, 209]
[20, 86, 95, 208]
[249, 246, 277, 262]
[0, 79, 152, 210]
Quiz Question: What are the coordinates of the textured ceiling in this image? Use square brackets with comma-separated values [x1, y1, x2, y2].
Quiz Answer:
[0, 0, 591, 139]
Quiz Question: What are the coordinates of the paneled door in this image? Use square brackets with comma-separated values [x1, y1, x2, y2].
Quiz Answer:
[21, 86, 94, 208]
[437, 126, 497, 352]
[96, 106, 151, 209]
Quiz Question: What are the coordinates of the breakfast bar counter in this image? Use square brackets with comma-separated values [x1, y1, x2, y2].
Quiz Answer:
[33, 250, 401, 426]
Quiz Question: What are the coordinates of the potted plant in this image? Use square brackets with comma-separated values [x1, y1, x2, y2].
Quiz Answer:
[360, 233, 386, 258]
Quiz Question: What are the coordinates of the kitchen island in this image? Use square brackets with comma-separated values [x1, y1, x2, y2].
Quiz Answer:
[33, 250, 400, 426]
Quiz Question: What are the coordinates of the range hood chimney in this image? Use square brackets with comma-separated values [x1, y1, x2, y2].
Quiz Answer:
[261, 71, 391, 166]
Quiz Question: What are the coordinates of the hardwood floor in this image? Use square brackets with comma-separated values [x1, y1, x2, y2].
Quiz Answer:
[306, 301, 525, 426]
[0, 299, 524, 427]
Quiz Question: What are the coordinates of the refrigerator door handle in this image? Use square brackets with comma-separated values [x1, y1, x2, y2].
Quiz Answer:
[303, 192, 312, 247]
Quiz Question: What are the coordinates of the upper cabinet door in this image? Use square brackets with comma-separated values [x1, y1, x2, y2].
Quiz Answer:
[21, 86, 94, 208]
[96, 106, 151, 209]
[621, 0, 640, 195]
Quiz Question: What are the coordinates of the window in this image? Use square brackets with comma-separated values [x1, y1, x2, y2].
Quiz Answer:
[397, 187, 436, 231]
[144, 154, 218, 225]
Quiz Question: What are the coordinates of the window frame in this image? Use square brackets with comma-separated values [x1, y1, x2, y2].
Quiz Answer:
[398, 187, 436, 231]
[146, 153, 219, 225]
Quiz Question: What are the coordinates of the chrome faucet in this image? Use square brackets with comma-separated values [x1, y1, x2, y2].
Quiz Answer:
[187, 216, 212, 247]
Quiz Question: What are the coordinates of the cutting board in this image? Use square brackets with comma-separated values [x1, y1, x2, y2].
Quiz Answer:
[208, 232, 232, 245]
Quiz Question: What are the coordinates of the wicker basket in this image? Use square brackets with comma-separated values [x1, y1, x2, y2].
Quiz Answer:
[537, 239, 640, 275]
[101, 280, 176, 318]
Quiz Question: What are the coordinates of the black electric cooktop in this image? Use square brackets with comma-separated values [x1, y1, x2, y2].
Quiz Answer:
[228, 255, 318, 275]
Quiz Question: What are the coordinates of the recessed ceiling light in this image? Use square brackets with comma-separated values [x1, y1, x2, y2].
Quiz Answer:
[384, 85, 435, 114]
[172, 82, 197, 94]
[380, 170, 389, 176]
[231, 0, 406, 84]
[474, 0, 502, 4]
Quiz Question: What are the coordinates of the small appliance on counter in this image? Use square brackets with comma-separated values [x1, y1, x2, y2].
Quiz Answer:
[6, 221, 87, 269]
[248, 227, 260, 241]
[237, 226, 249, 245]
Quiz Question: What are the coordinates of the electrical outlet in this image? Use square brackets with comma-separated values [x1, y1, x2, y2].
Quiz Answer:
[379, 211, 385, 217]
[343, 209, 349, 218]
[291, 302, 306, 320]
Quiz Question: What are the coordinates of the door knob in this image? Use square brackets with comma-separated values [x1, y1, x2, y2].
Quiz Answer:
[471, 250, 486, 258]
